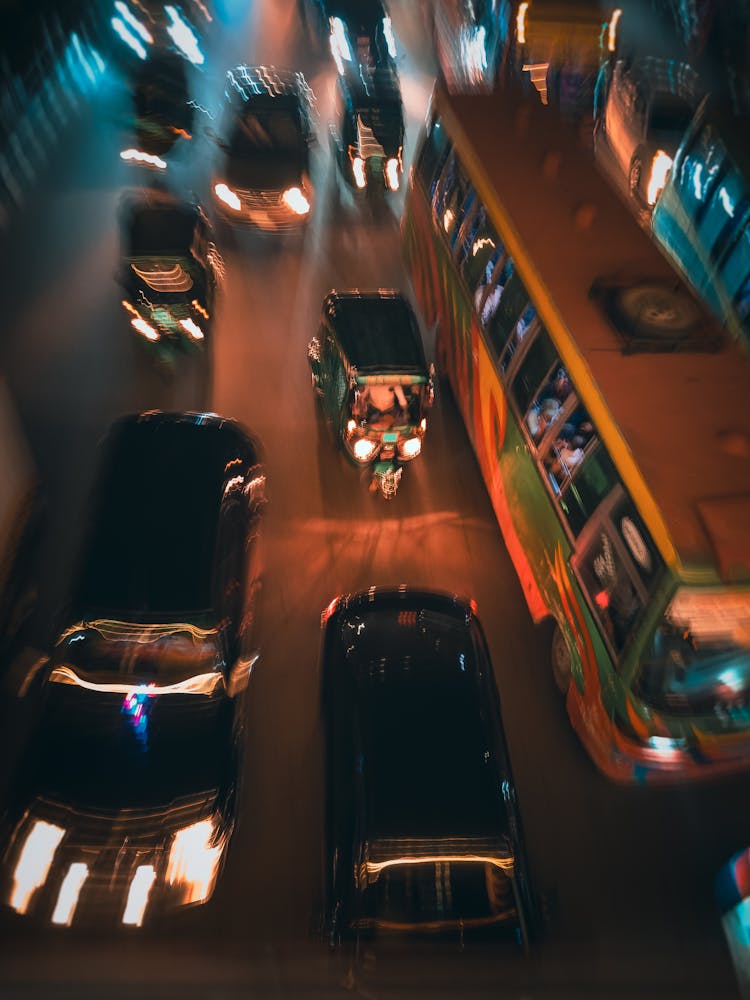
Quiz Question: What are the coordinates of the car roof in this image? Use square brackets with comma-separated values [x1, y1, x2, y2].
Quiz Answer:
[74, 413, 259, 620]
[324, 589, 510, 840]
[225, 65, 308, 105]
[126, 199, 199, 257]
[323, 292, 427, 373]
[340, 66, 402, 107]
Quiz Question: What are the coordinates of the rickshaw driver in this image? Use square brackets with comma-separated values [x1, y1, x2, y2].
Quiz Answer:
[357, 382, 408, 427]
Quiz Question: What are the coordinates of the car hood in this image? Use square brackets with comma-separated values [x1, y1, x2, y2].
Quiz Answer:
[1, 790, 231, 926]
[223, 152, 306, 191]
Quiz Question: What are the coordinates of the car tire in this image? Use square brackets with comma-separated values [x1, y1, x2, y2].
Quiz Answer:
[611, 282, 703, 339]
[550, 623, 571, 696]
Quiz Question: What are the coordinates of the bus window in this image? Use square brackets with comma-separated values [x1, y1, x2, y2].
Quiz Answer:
[509, 324, 557, 417]
[451, 187, 478, 251]
[486, 267, 533, 365]
[526, 364, 572, 444]
[460, 207, 502, 293]
[416, 115, 449, 199]
[577, 524, 646, 655]
[698, 172, 745, 255]
[559, 444, 619, 538]
[433, 149, 458, 222]
[439, 157, 474, 246]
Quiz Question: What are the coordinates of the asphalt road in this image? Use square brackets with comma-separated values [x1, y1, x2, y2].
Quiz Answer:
[0, 3, 748, 998]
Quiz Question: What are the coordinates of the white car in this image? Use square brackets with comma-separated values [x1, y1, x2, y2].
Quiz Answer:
[594, 56, 700, 211]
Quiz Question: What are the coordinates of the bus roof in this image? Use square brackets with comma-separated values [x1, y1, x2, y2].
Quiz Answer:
[436, 85, 750, 581]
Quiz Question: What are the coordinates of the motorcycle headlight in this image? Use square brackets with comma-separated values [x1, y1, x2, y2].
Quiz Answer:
[353, 436, 379, 462]
[167, 818, 223, 905]
[282, 186, 310, 215]
[646, 149, 673, 206]
[131, 316, 159, 341]
[179, 317, 204, 341]
[385, 157, 400, 192]
[214, 182, 241, 211]
[399, 436, 422, 460]
[352, 157, 367, 189]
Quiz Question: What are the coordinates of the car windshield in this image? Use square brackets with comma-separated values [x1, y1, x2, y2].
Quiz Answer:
[22, 686, 233, 810]
[355, 104, 403, 154]
[650, 95, 693, 133]
[229, 107, 304, 157]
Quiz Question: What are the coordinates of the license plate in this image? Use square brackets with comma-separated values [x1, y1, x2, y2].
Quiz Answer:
[382, 432, 398, 443]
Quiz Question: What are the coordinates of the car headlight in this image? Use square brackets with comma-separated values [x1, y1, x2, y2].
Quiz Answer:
[352, 156, 366, 189]
[646, 149, 673, 206]
[179, 317, 204, 341]
[399, 436, 422, 460]
[385, 157, 400, 191]
[282, 186, 310, 215]
[167, 819, 223, 905]
[353, 436, 379, 462]
[329, 16, 351, 74]
[10, 820, 65, 914]
[214, 182, 241, 211]
[120, 148, 167, 170]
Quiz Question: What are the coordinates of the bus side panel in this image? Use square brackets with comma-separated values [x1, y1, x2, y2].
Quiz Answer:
[404, 188, 642, 782]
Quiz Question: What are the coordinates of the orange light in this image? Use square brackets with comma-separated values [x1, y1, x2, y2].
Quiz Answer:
[516, 2, 529, 44]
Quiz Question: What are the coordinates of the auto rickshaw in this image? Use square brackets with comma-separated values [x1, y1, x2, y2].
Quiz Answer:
[308, 290, 434, 499]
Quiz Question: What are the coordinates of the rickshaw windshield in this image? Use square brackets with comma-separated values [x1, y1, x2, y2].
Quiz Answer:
[352, 380, 425, 429]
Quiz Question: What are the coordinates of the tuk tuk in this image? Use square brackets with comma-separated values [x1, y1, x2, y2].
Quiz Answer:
[308, 290, 434, 498]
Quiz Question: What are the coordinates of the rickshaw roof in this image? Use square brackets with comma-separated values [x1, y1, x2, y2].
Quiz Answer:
[323, 291, 427, 373]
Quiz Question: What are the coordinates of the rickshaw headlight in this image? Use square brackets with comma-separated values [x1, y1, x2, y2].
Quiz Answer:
[353, 437, 378, 462]
[399, 436, 422, 460]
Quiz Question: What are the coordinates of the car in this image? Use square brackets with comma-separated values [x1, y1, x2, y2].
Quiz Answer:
[593, 55, 700, 212]
[0, 411, 265, 927]
[320, 587, 536, 944]
[303, 0, 398, 75]
[211, 65, 317, 232]
[120, 49, 194, 169]
[330, 66, 404, 194]
[116, 186, 222, 352]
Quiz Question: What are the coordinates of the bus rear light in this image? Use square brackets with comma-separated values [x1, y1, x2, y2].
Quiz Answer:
[353, 157, 366, 189]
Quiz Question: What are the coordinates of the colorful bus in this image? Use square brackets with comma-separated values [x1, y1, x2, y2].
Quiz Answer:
[651, 96, 750, 353]
[402, 84, 750, 783]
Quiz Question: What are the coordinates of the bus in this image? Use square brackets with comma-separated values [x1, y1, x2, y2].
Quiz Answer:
[651, 96, 750, 353]
[402, 83, 750, 784]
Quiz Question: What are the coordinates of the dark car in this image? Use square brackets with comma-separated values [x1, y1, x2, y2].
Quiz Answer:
[0, 412, 265, 927]
[330, 67, 404, 193]
[211, 65, 317, 231]
[120, 49, 194, 168]
[303, 0, 397, 76]
[117, 187, 222, 350]
[320, 588, 536, 944]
